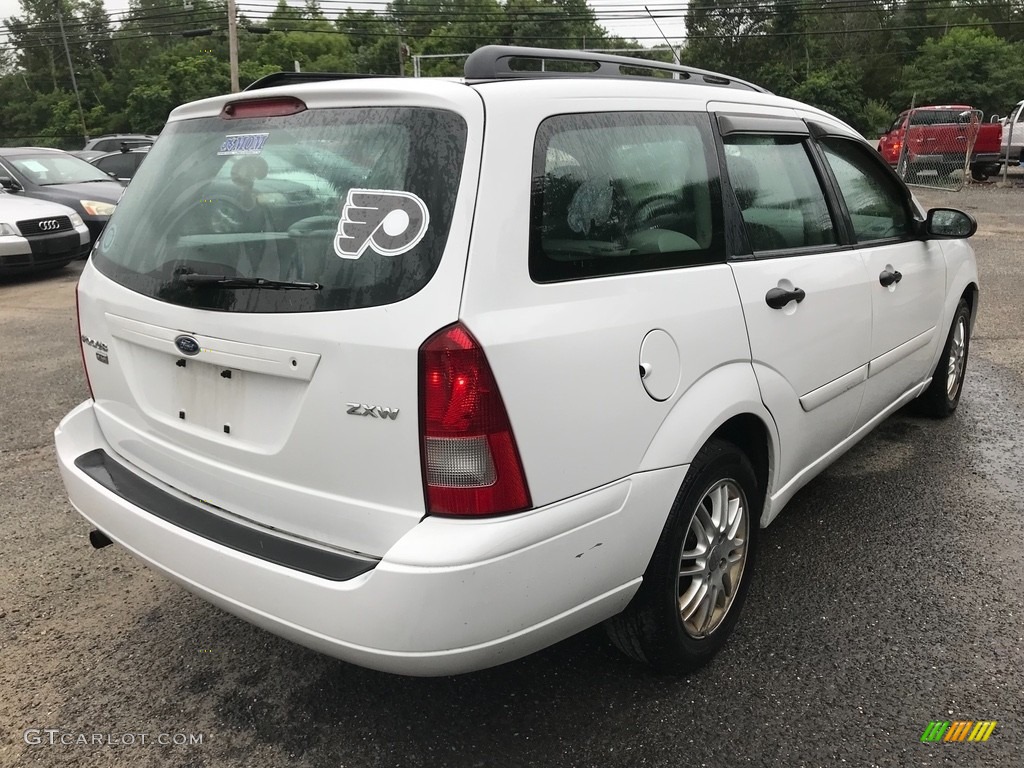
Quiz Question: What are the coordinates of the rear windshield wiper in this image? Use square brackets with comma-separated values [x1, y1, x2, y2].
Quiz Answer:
[180, 274, 321, 290]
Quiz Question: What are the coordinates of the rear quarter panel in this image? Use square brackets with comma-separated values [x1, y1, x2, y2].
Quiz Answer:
[461, 81, 767, 510]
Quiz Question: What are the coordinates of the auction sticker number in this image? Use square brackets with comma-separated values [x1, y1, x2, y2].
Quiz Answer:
[218, 133, 269, 156]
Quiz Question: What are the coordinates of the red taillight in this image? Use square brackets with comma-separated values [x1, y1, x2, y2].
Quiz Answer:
[419, 323, 531, 517]
[75, 283, 94, 400]
[221, 97, 306, 119]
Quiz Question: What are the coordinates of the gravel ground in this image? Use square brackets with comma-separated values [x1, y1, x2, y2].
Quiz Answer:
[1, 181, 1022, 767]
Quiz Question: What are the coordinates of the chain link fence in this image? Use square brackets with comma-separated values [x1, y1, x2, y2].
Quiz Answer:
[879, 107, 1004, 191]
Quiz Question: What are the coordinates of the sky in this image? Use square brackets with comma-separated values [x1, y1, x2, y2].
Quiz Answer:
[0, 0, 686, 50]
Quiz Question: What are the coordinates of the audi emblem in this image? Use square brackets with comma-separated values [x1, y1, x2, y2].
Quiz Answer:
[38, 219, 60, 231]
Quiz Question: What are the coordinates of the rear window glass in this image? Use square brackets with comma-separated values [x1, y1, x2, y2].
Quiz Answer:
[92, 107, 467, 312]
[529, 111, 724, 282]
[908, 110, 968, 126]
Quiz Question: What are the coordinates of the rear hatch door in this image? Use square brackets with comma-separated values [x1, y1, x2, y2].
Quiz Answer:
[77, 80, 483, 558]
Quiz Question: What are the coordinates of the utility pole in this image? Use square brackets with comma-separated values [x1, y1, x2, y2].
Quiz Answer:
[54, 0, 88, 140]
[227, 0, 239, 92]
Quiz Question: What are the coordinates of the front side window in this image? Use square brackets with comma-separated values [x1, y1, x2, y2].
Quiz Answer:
[92, 107, 467, 312]
[530, 112, 724, 282]
[723, 135, 837, 253]
[819, 138, 911, 243]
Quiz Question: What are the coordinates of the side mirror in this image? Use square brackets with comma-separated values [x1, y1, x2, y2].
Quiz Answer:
[0, 175, 20, 191]
[925, 208, 977, 239]
[991, 115, 1001, 123]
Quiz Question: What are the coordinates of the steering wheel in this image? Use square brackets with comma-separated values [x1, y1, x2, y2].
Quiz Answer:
[287, 215, 338, 239]
[629, 193, 684, 231]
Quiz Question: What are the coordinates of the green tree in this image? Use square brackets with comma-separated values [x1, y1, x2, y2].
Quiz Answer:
[896, 26, 1024, 116]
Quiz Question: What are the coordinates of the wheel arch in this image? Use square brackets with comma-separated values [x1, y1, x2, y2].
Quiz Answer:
[708, 415, 771, 523]
[962, 281, 980, 333]
[639, 363, 778, 527]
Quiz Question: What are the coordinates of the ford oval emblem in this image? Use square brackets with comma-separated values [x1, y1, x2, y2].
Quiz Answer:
[174, 335, 201, 356]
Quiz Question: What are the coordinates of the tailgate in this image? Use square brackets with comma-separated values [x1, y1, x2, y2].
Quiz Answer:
[77, 82, 483, 558]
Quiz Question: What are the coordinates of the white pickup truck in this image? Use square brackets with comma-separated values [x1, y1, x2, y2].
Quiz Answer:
[995, 100, 1024, 163]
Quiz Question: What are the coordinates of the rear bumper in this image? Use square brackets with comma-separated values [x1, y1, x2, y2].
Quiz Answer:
[971, 152, 1002, 165]
[55, 400, 684, 675]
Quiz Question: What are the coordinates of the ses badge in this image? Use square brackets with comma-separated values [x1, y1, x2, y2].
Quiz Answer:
[334, 189, 430, 260]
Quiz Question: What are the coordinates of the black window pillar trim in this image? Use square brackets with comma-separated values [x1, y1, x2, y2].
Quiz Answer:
[802, 132, 857, 247]
[710, 117, 753, 260]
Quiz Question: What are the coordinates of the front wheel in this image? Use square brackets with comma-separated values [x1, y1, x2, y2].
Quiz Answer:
[914, 298, 971, 417]
[606, 439, 759, 672]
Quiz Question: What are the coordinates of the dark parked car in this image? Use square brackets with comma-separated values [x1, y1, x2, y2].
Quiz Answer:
[89, 147, 149, 183]
[0, 148, 125, 243]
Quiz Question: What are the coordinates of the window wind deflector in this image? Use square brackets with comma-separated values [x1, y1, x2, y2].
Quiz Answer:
[464, 45, 770, 93]
[717, 114, 810, 137]
[179, 274, 321, 290]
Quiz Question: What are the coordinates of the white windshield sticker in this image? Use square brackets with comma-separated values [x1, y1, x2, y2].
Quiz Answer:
[21, 160, 48, 173]
[217, 133, 269, 156]
[334, 189, 430, 260]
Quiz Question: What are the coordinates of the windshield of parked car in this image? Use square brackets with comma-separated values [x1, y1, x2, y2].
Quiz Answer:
[8, 153, 114, 185]
[91, 107, 468, 313]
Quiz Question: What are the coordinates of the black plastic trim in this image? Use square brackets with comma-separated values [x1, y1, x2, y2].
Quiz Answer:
[74, 449, 379, 581]
[244, 71, 398, 91]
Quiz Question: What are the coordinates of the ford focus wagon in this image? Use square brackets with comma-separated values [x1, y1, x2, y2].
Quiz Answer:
[55, 46, 979, 676]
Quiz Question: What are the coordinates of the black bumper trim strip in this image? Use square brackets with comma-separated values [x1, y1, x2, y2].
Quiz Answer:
[75, 449, 379, 581]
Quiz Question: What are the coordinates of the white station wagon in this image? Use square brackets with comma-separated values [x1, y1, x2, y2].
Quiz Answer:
[55, 47, 979, 675]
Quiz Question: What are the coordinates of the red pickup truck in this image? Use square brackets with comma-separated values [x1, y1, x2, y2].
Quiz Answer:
[877, 105, 1003, 181]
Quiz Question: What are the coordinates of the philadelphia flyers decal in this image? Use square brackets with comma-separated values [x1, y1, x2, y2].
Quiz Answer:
[334, 189, 430, 260]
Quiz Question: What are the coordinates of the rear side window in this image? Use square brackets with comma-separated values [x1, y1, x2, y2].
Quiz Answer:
[95, 153, 135, 178]
[723, 135, 837, 253]
[530, 112, 724, 282]
[92, 107, 467, 313]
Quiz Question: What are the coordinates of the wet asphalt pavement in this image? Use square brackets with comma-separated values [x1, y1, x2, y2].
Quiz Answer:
[1, 185, 1021, 767]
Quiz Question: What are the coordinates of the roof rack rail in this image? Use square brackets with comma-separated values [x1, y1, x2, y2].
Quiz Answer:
[244, 71, 397, 91]
[464, 45, 769, 94]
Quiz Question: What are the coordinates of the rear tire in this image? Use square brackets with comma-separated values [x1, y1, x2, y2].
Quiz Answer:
[914, 298, 971, 417]
[606, 438, 759, 672]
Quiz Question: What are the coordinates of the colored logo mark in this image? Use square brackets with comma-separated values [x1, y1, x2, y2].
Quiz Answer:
[921, 720, 997, 743]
